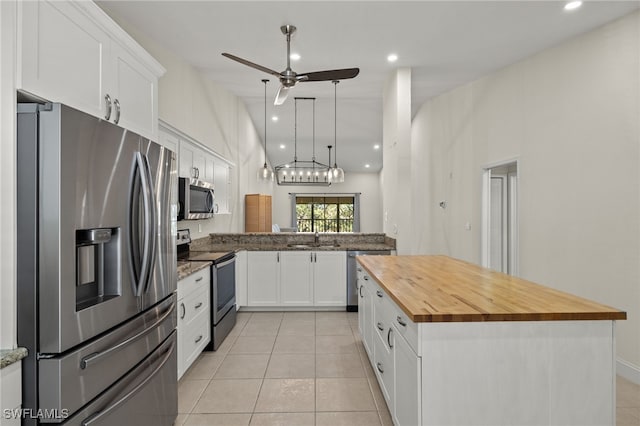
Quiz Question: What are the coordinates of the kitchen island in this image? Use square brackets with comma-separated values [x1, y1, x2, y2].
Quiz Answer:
[356, 255, 626, 426]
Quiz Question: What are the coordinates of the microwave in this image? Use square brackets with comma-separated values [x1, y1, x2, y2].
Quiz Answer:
[178, 177, 215, 220]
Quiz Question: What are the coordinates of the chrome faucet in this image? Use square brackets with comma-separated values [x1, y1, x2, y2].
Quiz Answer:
[314, 231, 320, 244]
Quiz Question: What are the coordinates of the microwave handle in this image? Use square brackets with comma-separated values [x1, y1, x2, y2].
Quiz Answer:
[206, 190, 214, 213]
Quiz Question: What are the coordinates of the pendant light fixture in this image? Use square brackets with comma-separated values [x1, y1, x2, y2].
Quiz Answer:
[274, 97, 331, 186]
[330, 80, 345, 183]
[257, 79, 274, 182]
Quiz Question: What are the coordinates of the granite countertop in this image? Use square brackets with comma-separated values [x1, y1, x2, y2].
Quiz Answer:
[177, 260, 212, 281]
[1, 347, 28, 369]
[190, 243, 395, 253]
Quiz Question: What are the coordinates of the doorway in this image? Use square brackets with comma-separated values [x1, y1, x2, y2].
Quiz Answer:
[481, 161, 518, 275]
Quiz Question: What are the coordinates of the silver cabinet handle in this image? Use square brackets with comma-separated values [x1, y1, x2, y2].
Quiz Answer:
[196, 168, 200, 179]
[215, 203, 219, 213]
[359, 285, 363, 298]
[387, 327, 393, 348]
[363, 276, 369, 281]
[195, 277, 203, 283]
[195, 335, 203, 343]
[195, 302, 203, 309]
[192, 167, 197, 179]
[314, 253, 317, 262]
[113, 98, 121, 124]
[180, 302, 186, 320]
[397, 316, 407, 327]
[376, 322, 384, 331]
[104, 94, 112, 120]
[376, 290, 383, 298]
[277, 252, 280, 262]
[376, 362, 384, 373]
[310, 252, 313, 262]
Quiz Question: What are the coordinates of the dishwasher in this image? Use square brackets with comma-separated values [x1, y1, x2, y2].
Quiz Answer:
[347, 250, 391, 311]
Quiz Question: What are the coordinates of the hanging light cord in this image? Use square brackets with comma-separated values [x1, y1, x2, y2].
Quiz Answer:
[263, 79, 268, 167]
[312, 98, 316, 163]
[333, 80, 339, 167]
[294, 97, 298, 163]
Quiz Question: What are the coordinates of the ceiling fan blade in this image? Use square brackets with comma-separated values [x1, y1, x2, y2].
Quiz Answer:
[221, 53, 281, 77]
[297, 68, 360, 82]
[274, 85, 290, 106]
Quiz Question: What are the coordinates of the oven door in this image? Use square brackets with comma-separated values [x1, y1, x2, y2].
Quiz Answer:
[212, 256, 236, 324]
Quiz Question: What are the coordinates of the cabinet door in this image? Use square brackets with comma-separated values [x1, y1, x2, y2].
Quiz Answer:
[179, 142, 195, 178]
[213, 159, 230, 214]
[110, 42, 158, 140]
[247, 251, 280, 306]
[280, 251, 313, 306]
[313, 251, 347, 306]
[204, 155, 215, 186]
[19, 0, 110, 119]
[393, 329, 421, 426]
[360, 278, 374, 359]
[192, 149, 206, 182]
[158, 129, 179, 154]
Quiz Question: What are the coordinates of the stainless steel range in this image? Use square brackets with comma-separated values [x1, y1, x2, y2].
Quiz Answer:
[17, 103, 178, 425]
[177, 230, 236, 350]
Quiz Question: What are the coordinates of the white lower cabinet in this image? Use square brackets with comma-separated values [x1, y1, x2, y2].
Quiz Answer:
[177, 268, 210, 379]
[358, 263, 421, 426]
[247, 251, 280, 306]
[235, 250, 248, 309]
[247, 251, 346, 308]
[280, 251, 313, 306]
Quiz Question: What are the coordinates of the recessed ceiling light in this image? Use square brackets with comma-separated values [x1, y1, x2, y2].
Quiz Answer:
[387, 54, 398, 63]
[290, 53, 301, 61]
[272, 116, 278, 122]
[279, 144, 286, 149]
[373, 144, 380, 150]
[564, 1, 582, 11]
[365, 164, 370, 168]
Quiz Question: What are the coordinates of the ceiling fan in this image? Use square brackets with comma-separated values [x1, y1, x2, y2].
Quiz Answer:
[222, 25, 359, 105]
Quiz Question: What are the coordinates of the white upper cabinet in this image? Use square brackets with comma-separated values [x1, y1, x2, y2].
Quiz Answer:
[213, 158, 232, 214]
[17, 0, 165, 140]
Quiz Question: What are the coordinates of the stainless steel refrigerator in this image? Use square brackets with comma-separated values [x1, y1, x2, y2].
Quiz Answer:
[17, 103, 178, 425]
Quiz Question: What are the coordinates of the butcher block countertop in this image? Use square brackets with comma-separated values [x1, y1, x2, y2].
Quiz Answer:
[357, 255, 626, 323]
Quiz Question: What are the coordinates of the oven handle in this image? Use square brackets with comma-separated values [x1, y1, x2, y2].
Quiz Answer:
[80, 300, 175, 369]
[81, 339, 175, 426]
[214, 257, 236, 270]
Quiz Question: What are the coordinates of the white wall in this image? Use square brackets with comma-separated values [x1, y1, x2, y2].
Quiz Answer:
[106, 13, 273, 240]
[405, 12, 640, 371]
[0, 0, 17, 349]
[382, 68, 412, 252]
[271, 172, 383, 233]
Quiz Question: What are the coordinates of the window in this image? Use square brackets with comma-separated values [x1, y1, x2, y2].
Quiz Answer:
[295, 196, 355, 233]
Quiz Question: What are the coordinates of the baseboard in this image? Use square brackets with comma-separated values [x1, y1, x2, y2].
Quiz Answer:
[617, 358, 640, 385]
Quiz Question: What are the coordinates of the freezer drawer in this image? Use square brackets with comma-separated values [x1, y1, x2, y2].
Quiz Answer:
[39, 295, 176, 417]
[63, 331, 177, 426]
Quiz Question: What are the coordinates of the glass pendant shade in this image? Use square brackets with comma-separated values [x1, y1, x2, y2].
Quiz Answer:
[257, 79, 274, 182]
[258, 163, 274, 181]
[331, 165, 345, 183]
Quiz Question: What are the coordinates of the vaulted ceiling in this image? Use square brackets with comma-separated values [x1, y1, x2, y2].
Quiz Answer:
[98, 1, 639, 173]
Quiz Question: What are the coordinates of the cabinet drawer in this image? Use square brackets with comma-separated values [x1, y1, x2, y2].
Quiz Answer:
[373, 329, 394, 406]
[179, 311, 210, 378]
[387, 298, 419, 355]
[181, 284, 210, 327]
[179, 268, 210, 297]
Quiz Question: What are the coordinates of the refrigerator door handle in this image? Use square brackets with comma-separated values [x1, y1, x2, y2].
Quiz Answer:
[80, 339, 175, 426]
[140, 154, 158, 296]
[80, 300, 175, 370]
[132, 152, 156, 297]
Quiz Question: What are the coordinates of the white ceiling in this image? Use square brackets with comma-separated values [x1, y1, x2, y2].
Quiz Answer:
[98, 1, 639, 173]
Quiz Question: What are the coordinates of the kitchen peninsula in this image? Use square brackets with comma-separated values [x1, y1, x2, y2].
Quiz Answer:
[357, 255, 626, 426]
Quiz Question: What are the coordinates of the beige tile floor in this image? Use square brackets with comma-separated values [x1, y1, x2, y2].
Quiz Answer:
[177, 311, 640, 426]
[176, 311, 392, 426]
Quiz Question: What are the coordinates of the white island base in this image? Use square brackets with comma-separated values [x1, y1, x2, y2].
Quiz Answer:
[418, 320, 615, 426]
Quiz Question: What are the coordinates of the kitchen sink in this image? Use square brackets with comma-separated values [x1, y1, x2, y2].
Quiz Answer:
[286, 243, 341, 248]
